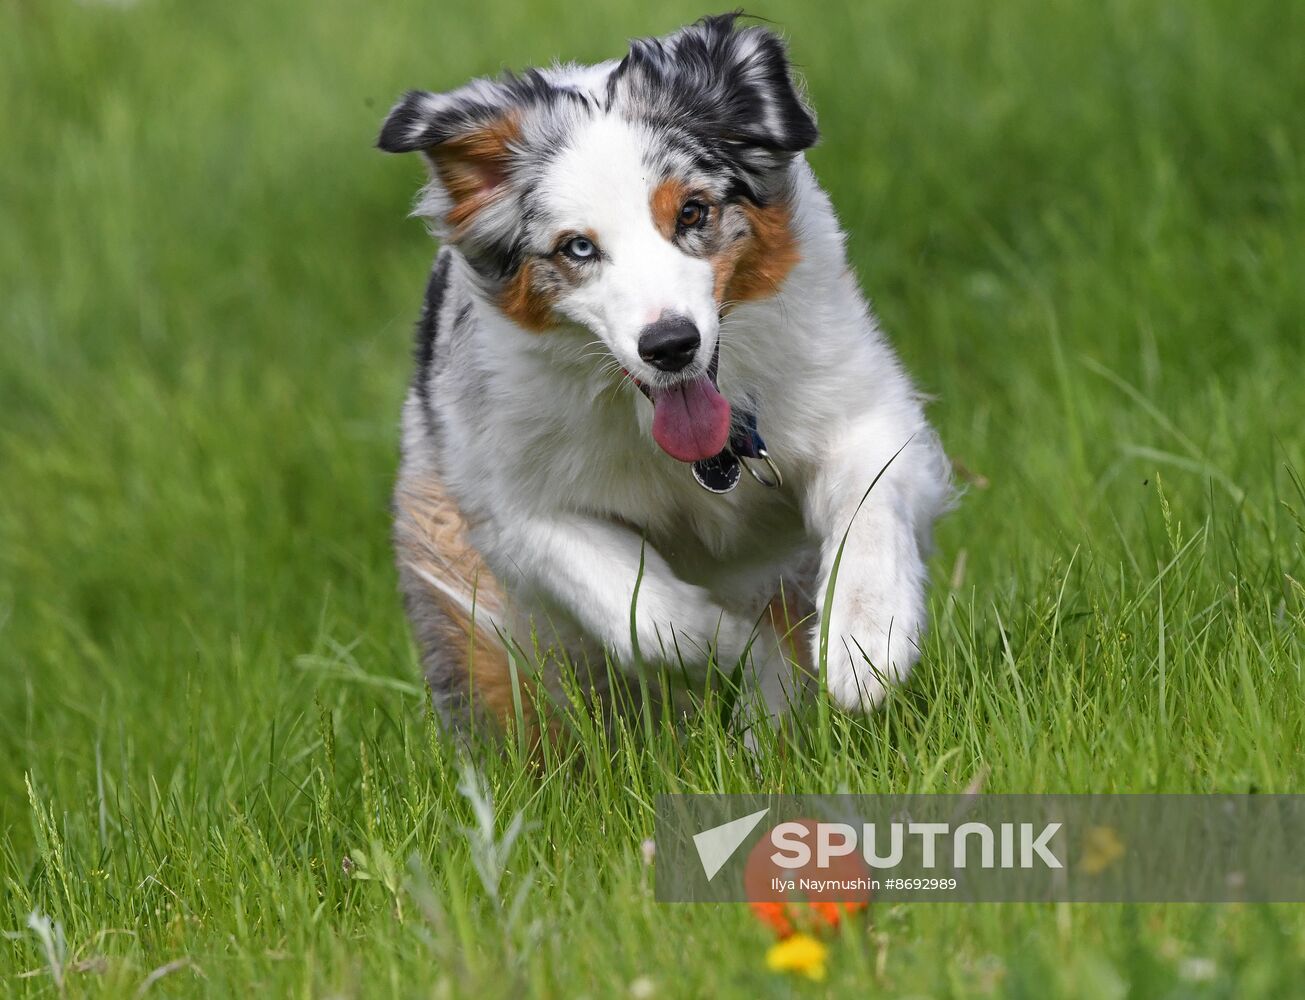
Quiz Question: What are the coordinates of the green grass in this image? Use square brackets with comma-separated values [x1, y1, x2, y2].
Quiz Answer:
[3, 0, 1304, 995]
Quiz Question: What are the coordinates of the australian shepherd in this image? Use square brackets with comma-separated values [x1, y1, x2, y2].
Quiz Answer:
[379, 13, 951, 737]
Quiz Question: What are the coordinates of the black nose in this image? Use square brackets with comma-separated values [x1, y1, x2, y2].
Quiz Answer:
[637, 315, 700, 373]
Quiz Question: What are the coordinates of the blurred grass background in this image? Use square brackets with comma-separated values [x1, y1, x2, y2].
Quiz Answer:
[2, 0, 1304, 995]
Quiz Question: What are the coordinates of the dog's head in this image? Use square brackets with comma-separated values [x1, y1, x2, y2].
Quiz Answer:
[379, 13, 817, 462]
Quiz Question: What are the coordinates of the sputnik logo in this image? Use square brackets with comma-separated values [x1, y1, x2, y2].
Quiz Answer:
[692, 807, 770, 881]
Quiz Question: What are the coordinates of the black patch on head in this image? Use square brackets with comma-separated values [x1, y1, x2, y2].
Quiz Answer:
[608, 12, 818, 197]
[378, 72, 585, 286]
[412, 251, 453, 436]
[378, 71, 577, 154]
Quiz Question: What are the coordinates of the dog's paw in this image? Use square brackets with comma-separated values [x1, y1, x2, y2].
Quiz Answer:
[818, 619, 921, 712]
[636, 595, 756, 679]
[705, 608, 770, 674]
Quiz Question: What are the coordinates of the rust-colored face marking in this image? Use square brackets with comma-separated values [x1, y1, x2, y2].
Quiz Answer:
[428, 113, 521, 232]
[650, 178, 692, 239]
[499, 228, 603, 333]
[709, 230, 748, 302]
[653, 174, 801, 309]
[499, 259, 556, 332]
[717, 200, 801, 308]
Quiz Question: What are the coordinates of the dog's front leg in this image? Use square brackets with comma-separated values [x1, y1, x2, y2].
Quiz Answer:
[804, 416, 949, 711]
[485, 514, 756, 678]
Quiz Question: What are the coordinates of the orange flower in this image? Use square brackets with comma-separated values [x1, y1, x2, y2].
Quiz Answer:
[750, 901, 795, 938]
[750, 899, 868, 938]
[809, 900, 867, 929]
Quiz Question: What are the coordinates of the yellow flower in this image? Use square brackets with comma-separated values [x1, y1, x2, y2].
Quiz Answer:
[765, 933, 829, 981]
[1079, 825, 1126, 875]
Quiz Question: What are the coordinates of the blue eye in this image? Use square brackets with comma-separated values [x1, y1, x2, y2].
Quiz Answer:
[562, 236, 598, 261]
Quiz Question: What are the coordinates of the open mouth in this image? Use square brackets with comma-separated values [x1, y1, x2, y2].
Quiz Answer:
[625, 345, 732, 464]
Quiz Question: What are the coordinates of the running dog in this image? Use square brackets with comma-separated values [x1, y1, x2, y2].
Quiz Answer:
[379, 13, 951, 735]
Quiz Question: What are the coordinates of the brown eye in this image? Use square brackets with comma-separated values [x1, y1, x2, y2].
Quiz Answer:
[678, 200, 708, 229]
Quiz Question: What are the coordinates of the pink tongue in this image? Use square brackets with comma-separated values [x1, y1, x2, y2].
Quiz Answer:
[650, 376, 732, 463]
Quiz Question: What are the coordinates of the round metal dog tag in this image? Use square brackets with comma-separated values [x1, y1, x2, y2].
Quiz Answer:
[692, 452, 742, 493]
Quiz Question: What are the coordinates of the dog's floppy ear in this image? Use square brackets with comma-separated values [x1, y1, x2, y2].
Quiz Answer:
[378, 81, 528, 231]
[667, 13, 818, 154]
[612, 13, 818, 190]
